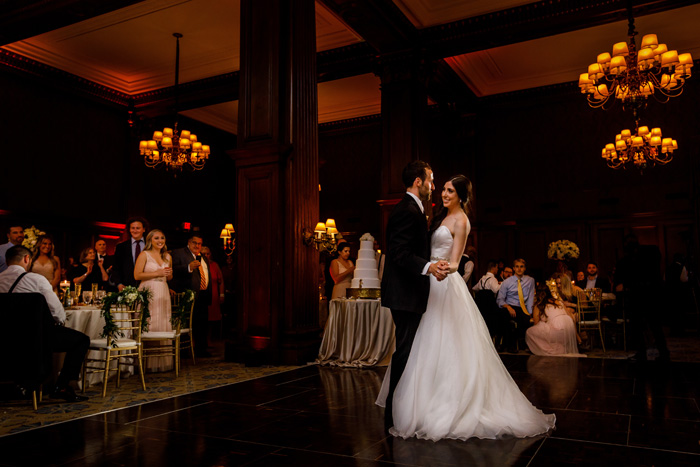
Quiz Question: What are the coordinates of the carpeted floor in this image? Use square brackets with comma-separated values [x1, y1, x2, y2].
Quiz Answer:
[0, 353, 299, 437]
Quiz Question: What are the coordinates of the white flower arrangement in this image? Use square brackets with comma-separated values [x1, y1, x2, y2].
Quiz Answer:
[22, 225, 46, 252]
[547, 240, 580, 260]
[359, 233, 374, 242]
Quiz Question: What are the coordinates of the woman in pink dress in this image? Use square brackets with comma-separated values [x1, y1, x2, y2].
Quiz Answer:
[134, 229, 174, 372]
[526, 281, 584, 357]
[202, 246, 225, 341]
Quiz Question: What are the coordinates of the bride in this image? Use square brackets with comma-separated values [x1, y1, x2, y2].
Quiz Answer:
[377, 175, 556, 441]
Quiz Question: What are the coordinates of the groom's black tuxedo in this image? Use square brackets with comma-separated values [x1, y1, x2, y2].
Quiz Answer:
[381, 193, 431, 429]
[381, 194, 431, 313]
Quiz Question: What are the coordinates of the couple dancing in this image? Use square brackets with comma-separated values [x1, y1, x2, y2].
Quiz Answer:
[377, 161, 555, 441]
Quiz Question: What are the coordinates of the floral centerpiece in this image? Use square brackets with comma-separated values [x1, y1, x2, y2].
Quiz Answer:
[171, 289, 196, 329]
[100, 286, 151, 347]
[547, 240, 580, 261]
[22, 225, 46, 252]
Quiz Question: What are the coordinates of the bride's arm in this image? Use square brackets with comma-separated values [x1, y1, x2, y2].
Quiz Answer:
[448, 216, 469, 274]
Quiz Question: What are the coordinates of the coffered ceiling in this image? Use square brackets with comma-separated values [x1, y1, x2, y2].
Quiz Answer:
[2, 0, 699, 134]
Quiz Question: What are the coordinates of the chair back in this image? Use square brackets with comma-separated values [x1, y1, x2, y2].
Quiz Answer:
[0, 293, 55, 385]
[105, 301, 143, 344]
[577, 288, 602, 328]
[172, 292, 195, 332]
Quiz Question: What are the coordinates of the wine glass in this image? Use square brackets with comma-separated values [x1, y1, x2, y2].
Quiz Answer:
[82, 291, 93, 305]
[94, 290, 106, 305]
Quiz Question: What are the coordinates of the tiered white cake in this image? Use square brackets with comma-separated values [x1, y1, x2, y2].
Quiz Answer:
[351, 233, 380, 289]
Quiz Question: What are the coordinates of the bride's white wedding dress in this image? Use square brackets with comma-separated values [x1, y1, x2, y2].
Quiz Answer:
[377, 225, 556, 441]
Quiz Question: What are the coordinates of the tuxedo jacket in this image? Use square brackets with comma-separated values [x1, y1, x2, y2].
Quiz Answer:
[576, 276, 611, 293]
[170, 247, 212, 306]
[380, 194, 431, 314]
[111, 239, 139, 288]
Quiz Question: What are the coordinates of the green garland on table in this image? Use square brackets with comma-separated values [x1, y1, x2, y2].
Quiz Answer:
[100, 286, 152, 347]
[170, 289, 196, 329]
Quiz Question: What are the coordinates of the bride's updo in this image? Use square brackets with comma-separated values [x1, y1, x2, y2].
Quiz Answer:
[429, 174, 473, 235]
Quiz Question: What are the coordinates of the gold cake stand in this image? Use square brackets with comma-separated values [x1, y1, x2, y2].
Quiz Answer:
[346, 288, 380, 299]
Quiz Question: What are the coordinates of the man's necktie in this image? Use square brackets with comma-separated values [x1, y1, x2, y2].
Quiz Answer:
[134, 241, 141, 261]
[517, 278, 529, 316]
[198, 259, 207, 290]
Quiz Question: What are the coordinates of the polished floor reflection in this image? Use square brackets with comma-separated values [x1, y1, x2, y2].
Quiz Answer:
[0, 355, 698, 466]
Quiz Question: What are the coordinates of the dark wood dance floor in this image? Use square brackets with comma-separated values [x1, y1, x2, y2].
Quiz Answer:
[0, 354, 698, 466]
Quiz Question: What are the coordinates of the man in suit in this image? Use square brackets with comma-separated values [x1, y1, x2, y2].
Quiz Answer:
[380, 160, 448, 430]
[171, 234, 212, 358]
[110, 218, 147, 291]
[576, 261, 611, 293]
[95, 239, 115, 291]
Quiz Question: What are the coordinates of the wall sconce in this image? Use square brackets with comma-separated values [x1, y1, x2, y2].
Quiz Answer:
[220, 223, 236, 256]
[303, 218, 341, 254]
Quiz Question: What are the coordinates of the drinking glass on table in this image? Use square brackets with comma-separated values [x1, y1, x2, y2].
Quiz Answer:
[94, 290, 106, 305]
[82, 291, 93, 305]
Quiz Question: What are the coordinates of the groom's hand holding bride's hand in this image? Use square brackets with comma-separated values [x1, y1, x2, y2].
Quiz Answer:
[429, 261, 450, 281]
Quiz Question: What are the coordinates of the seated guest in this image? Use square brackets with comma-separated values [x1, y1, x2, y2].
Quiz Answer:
[553, 272, 581, 314]
[0, 246, 89, 402]
[499, 264, 513, 283]
[496, 258, 534, 352]
[68, 247, 109, 290]
[526, 282, 583, 356]
[30, 234, 61, 293]
[576, 271, 585, 282]
[330, 242, 355, 299]
[0, 225, 25, 273]
[473, 260, 501, 336]
[576, 261, 611, 293]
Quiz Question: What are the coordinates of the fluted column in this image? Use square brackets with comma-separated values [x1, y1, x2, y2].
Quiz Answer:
[230, 0, 319, 365]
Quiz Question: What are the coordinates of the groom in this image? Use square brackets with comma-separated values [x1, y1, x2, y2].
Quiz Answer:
[381, 160, 448, 430]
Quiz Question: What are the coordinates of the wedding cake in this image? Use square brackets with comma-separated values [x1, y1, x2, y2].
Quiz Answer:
[347, 233, 381, 298]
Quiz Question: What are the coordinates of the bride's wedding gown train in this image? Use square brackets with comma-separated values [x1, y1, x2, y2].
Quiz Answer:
[377, 225, 555, 441]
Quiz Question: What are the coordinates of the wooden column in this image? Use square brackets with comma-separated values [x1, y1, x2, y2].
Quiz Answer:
[378, 55, 430, 245]
[230, 0, 320, 365]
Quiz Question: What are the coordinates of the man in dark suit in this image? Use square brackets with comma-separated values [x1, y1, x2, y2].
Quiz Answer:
[110, 217, 147, 291]
[380, 160, 448, 430]
[576, 261, 611, 293]
[170, 233, 212, 358]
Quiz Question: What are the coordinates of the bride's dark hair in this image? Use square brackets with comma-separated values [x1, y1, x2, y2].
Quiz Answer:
[429, 174, 472, 236]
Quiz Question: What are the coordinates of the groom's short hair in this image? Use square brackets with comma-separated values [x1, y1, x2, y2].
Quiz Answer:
[402, 160, 431, 188]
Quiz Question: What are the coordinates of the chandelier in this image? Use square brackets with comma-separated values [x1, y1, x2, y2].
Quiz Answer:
[601, 123, 676, 170]
[139, 33, 211, 172]
[578, 7, 693, 110]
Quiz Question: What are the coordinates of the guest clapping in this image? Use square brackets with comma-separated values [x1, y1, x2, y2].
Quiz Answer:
[30, 234, 61, 292]
[330, 242, 354, 299]
[68, 247, 109, 289]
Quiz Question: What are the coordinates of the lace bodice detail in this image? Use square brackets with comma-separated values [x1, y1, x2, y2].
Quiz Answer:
[430, 225, 453, 261]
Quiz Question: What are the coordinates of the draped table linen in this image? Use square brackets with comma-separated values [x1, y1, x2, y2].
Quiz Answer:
[316, 299, 395, 368]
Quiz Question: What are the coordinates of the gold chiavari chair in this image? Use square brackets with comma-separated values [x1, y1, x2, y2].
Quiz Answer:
[82, 302, 146, 397]
[577, 288, 605, 352]
[141, 292, 196, 376]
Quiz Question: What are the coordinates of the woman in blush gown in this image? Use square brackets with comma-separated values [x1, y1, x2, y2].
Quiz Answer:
[377, 175, 555, 441]
[134, 229, 174, 372]
[526, 282, 584, 357]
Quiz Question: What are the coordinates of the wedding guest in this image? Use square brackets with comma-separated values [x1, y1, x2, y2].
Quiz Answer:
[473, 260, 501, 336]
[458, 245, 476, 287]
[68, 247, 109, 290]
[576, 261, 611, 293]
[111, 217, 148, 291]
[201, 246, 225, 341]
[553, 272, 580, 315]
[0, 246, 89, 402]
[499, 265, 514, 282]
[526, 282, 582, 356]
[0, 225, 25, 273]
[576, 271, 585, 282]
[330, 242, 354, 299]
[171, 234, 212, 358]
[94, 239, 113, 270]
[134, 229, 173, 372]
[496, 258, 535, 352]
[29, 234, 61, 293]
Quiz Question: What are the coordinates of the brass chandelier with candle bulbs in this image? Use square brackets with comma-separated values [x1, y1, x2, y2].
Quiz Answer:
[578, 4, 691, 170]
[139, 33, 211, 172]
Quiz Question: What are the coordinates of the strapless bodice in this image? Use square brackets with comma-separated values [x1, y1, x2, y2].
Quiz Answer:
[430, 225, 453, 261]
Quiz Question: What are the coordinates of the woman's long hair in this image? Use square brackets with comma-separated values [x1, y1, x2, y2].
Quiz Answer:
[534, 282, 556, 320]
[144, 229, 169, 261]
[30, 234, 58, 270]
[429, 174, 473, 236]
[553, 272, 575, 301]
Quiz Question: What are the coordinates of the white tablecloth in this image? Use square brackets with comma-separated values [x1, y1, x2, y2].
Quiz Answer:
[316, 299, 395, 368]
[65, 306, 134, 387]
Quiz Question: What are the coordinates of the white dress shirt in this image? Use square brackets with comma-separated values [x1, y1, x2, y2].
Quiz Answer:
[406, 191, 432, 276]
[0, 264, 66, 324]
[473, 271, 501, 295]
